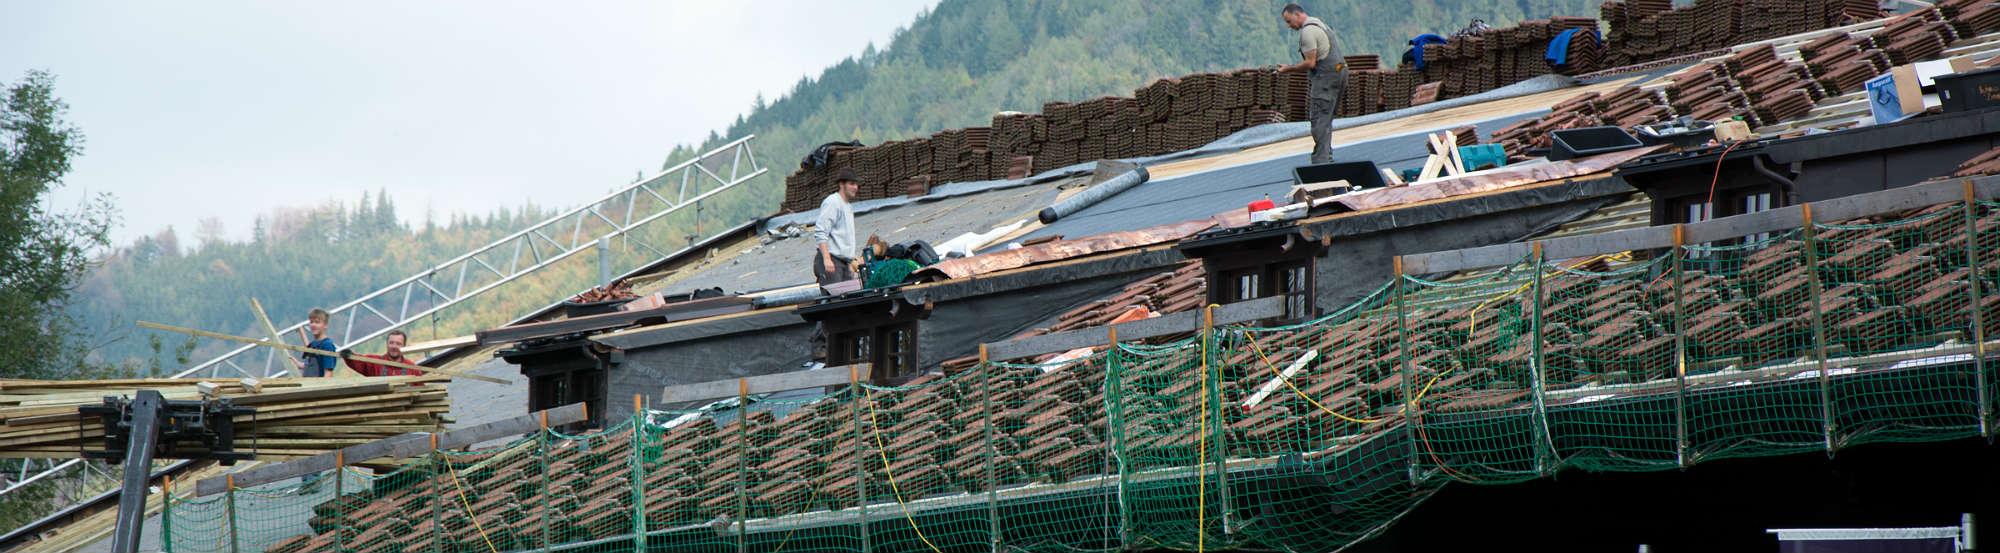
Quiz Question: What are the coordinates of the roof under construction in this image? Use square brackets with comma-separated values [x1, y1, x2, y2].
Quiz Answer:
[29, 2, 2000, 552]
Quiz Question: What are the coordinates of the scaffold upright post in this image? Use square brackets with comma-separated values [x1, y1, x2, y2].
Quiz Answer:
[1802, 204, 1837, 454]
[735, 383, 749, 553]
[632, 394, 648, 553]
[980, 345, 1000, 553]
[853, 365, 872, 553]
[1672, 225, 1691, 467]
[1394, 256, 1421, 483]
[1529, 242, 1556, 475]
[1965, 180, 1991, 438]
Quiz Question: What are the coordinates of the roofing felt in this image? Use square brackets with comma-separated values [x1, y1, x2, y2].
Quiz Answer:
[1011, 109, 1551, 246]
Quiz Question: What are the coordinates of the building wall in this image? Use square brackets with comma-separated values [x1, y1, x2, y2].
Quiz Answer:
[1314, 197, 1621, 311]
[919, 267, 1164, 368]
[611, 323, 814, 418]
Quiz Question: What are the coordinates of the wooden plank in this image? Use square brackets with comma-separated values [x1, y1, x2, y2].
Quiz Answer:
[193, 402, 587, 496]
[402, 334, 477, 354]
[249, 297, 302, 378]
[1417, 153, 1445, 182]
[0, 378, 265, 390]
[136, 321, 507, 384]
[984, 296, 1285, 361]
[1402, 242, 1531, 275]
[243, 425, 441, 436]
[1543, 225, 1676, 262]
[474, 296, 754, 346]
[659, 364, 872, 405]
[224, 381, 394, 406]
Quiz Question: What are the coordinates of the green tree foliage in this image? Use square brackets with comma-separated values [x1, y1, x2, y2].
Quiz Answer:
[0, 68, 124, 537]
[0, 70, 114, 380]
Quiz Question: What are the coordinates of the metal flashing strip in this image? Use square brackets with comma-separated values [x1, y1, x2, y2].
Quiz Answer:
[1766, 527, 1963, 541]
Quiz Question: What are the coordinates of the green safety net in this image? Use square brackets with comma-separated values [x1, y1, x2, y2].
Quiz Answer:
[165, 198, 2000, 553]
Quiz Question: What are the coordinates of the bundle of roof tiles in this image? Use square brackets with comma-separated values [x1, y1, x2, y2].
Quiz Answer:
[1492, 83, 1669, 158]
[1600, 0, 1883, 67]
[1951, 144, 2000, 177]
[1417, 17, 1605, 100]
[1496, 1, 2000, 160]
[938, 261, 1209, 374]
[782, 17, 1625, 213]
[781, 0, 1906, 213]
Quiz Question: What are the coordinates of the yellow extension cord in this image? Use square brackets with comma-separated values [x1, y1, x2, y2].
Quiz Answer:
[863, 386, 948, 553]
[766, 481, 821, 553]
[1242, 327, 1452, 423]
[1245, 332, 1381, 424]
[442, 458, 503, 553]
[1465, 252, 1629, 336]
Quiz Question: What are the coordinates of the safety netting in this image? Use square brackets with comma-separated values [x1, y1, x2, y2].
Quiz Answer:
[165, 197, 1999, 553]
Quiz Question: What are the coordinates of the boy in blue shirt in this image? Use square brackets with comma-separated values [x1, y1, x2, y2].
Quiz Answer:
[293, 308, 337, 377]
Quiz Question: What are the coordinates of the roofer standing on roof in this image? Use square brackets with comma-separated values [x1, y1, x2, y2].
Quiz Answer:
[813, 169, 862, 288]
[1279, 3, 1346, 165]
[809, 170, 863, 363]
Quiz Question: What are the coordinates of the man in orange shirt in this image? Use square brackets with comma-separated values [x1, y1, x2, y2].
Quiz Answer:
[342, 329, 419, 377]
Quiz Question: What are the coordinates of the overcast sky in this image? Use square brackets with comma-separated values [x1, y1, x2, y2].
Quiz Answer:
[2, 1, 936, 244]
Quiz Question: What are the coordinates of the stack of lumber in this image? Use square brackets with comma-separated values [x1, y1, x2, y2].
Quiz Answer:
[0, 376, 450, 460]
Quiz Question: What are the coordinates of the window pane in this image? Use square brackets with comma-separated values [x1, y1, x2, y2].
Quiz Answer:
[1282, 264, 1309, 319]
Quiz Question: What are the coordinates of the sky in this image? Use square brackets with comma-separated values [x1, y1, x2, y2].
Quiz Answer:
[2, 1, 936, 244]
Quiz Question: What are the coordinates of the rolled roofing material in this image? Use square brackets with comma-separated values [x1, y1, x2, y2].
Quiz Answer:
[1038, 167, 1150, 224]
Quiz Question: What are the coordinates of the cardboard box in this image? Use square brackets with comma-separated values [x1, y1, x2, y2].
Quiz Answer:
[1870, 57, 1981, 125]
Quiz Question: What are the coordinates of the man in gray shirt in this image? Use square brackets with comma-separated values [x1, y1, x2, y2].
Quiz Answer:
[1280, 3, 1346, 164]
[808, 170, 862, 364]
[813, 169, 861, 287]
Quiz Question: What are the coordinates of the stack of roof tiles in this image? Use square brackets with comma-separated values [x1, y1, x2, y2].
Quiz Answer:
[1600, 0, 1882, 67]
[781, 1, 1933, 212]
[939, 261, 1209, 374]
[1800, 30, 1894, 95]
[1392, 16, 1608, 104]
[1493, 2, 2000, 161]
[1551, 18, 1608, 74]
[1491, 84, 1669, 158]
[1943, 0, 2000, 37]
[1950, 144, 2000, 177]
[781, 143, 863, 214]
[782, 17, 1632, 213]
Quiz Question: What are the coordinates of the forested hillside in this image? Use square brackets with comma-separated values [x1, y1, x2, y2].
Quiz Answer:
[657, 0, 1603, 206]
[74, 0, 1604, 371]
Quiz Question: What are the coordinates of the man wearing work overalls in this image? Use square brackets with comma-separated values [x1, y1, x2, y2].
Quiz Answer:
[1280, 3, 1346, 164]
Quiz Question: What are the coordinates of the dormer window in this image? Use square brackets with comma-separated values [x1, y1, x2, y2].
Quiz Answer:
[1178, 223, 1328, 323]
[797, 291, 930, 384]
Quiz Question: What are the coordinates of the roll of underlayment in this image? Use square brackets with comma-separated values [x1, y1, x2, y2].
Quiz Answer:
[1037, 166, 1150, 224]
